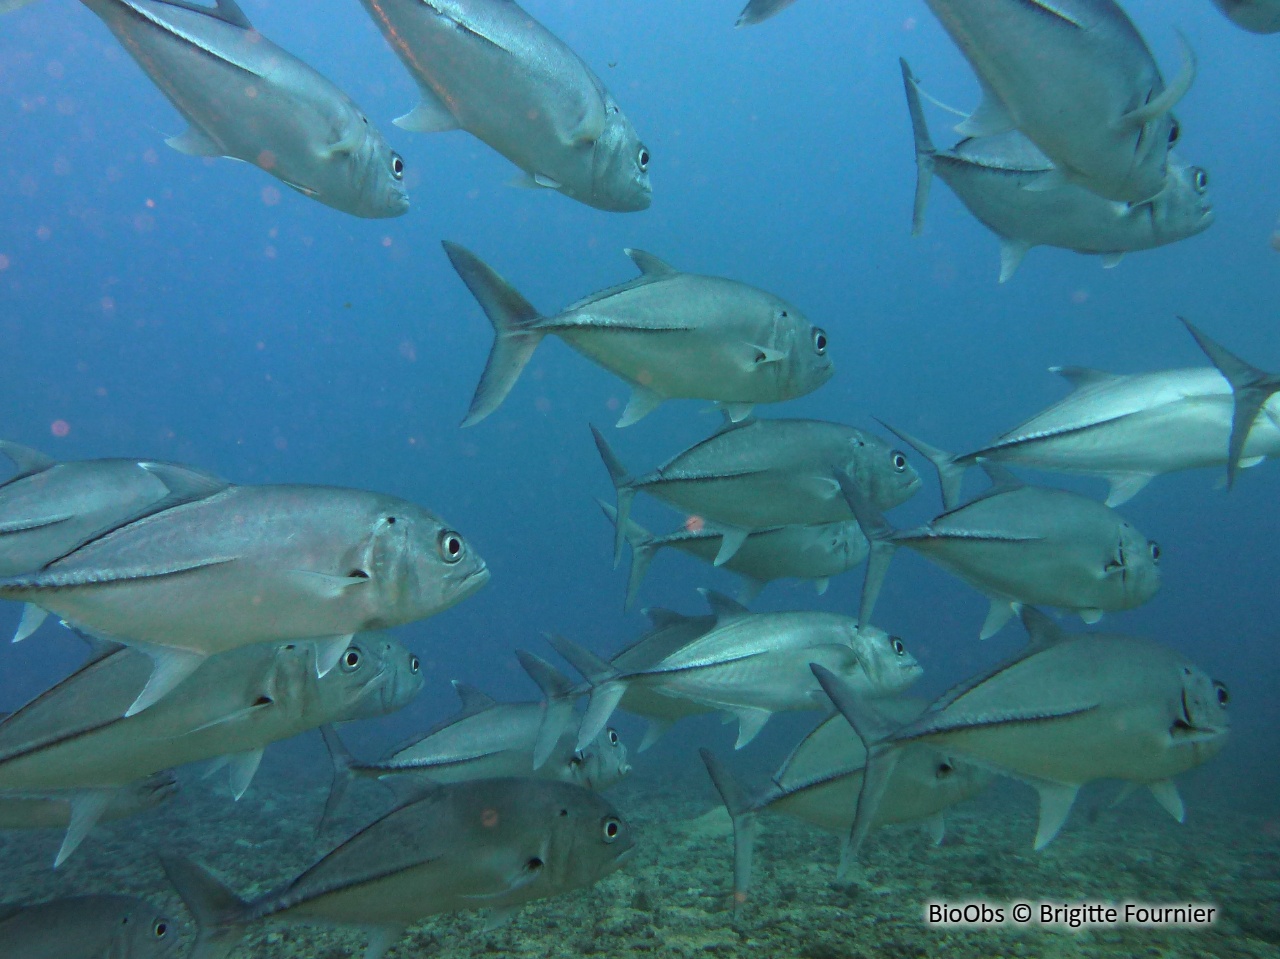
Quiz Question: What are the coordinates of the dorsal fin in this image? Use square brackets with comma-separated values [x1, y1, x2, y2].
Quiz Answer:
[450, 681, 497, 716]
[153, 0, 253, 29]
[643, 607, 688, 629]
[699, 588, 750, 621]
[978, 461, 1025, 492]
[0, 440, 55, 479]
[622, 248, 677, 277]
[1019, 606, 1071, 650]
[1049, 366, 1119, 390]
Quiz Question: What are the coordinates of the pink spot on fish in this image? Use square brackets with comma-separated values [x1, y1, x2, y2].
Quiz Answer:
[50, 420, 70, 438]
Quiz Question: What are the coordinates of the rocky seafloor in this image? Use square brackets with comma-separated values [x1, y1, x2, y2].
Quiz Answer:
[2, 762, 1276, 959]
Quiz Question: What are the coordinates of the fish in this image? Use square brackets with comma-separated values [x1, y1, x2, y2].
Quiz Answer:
[0, 484, 486, 714]
[0, 769, 177, 867]
[925, 319, 1280, 507]
[600, 501, 866, 609]
[0, 632, 422, 863]
[356, 0, 650, 212]
[162, 777, 635, 959]
[318, 652, 630, 827]
[593, 417, 919, 567]
[843, 434, 1161, 638]
[551, 594, 923, 753]
[700, 702, 991, 913]
[0, 894, 178, 959]
[50, 0, 410, 217]
[736, 0, 800, 26]
[922, 0, 1196, 204]
[444, 243, 832, 428]
[901, 59, 1213, 283]
[1211, 0, 1280, 33]
[813, 607, 1230, 874]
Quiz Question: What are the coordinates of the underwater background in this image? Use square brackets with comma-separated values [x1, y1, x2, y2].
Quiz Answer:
[0, 0, 1277, 954]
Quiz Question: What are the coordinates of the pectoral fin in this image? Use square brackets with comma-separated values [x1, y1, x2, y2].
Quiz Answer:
[1099, 252, 1126, 269]
[313, 634, 356, 678]
[955, 83, 1015, 138]
[978, 599, 1015, 640]
[55, 790, 113, 867]
[225, 748, 264, 801]
[923, 813, 945, 846]
[360, 924, 407, 959]
[998, 238, 1031, 284]
[713, 526, 749, 566]
[1023, 167, 1070, 193]
[127, 646, 206, 716]
[1148, 779, 1184, 823]
[617, 385, 663, 428]
[731, 706, 772, 749]
[718, 401, 755, 423]
[1104, 473, 1153, 506]
[165, 126, 221, 157]
[11, 603, 48, 643]
[394, 89, 459, 133]
[1032, 780, 1079, 850]
[638, 718, 674, 753]
[1079, 609, 1104, 625]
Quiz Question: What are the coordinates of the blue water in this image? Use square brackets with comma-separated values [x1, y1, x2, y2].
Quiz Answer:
[0, 0, 1276, 837]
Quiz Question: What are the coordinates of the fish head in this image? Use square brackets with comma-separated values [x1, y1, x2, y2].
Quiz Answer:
[357, 499, 489, 626]
[848, 624, 924, 696]
[570, 726, 632, 790]
[1168, 664, 1230, 764]
[320, 631, 424, 721]
[843, 433, 921, 509]
[114, 900, 179, 959]
[773, 301, 834, 397]
[540, 783, 636, 889]
[586, 95, 652, 212]
[317, 110, 409, 218]
[1145, 158, 1214, 242]
[1104, 522, 1162, 607]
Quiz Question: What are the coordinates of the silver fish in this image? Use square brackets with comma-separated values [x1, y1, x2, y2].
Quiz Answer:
[0, 484, 486, 714]
[901, 60, 1213, 283]
[601, 501, 866, 609]
[1212, 0, 1280, 33]
[844, 441, 1161, 638]
[162, 777, 635, 959]
[0, 769, 177, 867]
[594, 417, 919, 567]
[553, 599, 922, 752]
[66, 0, 409, 217]
[358, 0, 649, 212]
[736, 0, 800, 26]
[934, 319, 1280, 506]
[814, 608, 1230, 873]
[445, 244, 832, 428]
[0, 633, 421, 864]
[0, 895, 177, 959]
[700, 704, 991, 913]
[923, 0, 1196, 204]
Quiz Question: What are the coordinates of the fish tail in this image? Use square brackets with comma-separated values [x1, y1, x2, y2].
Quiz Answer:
[1179, 317, 1280, 488]
[809, 665, 902, 881]
[515, 650, 582, 770]
[590, 426, 636, 568]
[899, 58, 935, 236]
[876, 418, 967, 511]
[160, 856, 251, 959]
[699, 748, 759, 919]
[544, 633, 627, 753]
[318, 724, 359, 834]
[832, 470, 897, 628]
[442, 241, 545, 428]
[595, 499, 657, 611]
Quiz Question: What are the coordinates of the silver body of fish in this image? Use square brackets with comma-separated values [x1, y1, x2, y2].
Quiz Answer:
[0, 894, 177, 959]
[76, 0, 408, 217]
[358, 0, 649, 212]
[557, 605, 922, 753]
[736, 0, 800, 26]
[700, 699, 991, 911]
[0, 484, 485, 714]
[1212, 0, 1280, 32]
[163, 777, 634, 959]
[601, 501, 866, 609]
[445, 244, 832, 428]
[594, 417, 919, 567]
[901, 60, 1212, 283]
[0, 442, 227, 580]
[923, 0, 1194, 203]
[815, 609, 1230, 871]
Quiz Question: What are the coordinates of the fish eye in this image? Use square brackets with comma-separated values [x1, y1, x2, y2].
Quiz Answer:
[1168, 118, 1180, 146]
[1149, 542, 1161, 562]
[409, 655, 420, 674]
[391, 153, 404, 179]
[1214, 681, 1229, 706]
[891, 637, 906, 656]
[526, 856, 544, 872]
[569, 755, 582, 768]
[153, 921, 168, 938]
[602, 817, 622, 842]
[385, 516, 397, 525]
[1193, 168, 1208, 193]
[437, 530, 465, 563]
[891, 451, 908, 473]
[341, 647, 362, 671]
[812, 328, 828, 356]
[936, 762, 953, 778]
[608, 728, 619, 745]
[637, 147, 649, 172]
